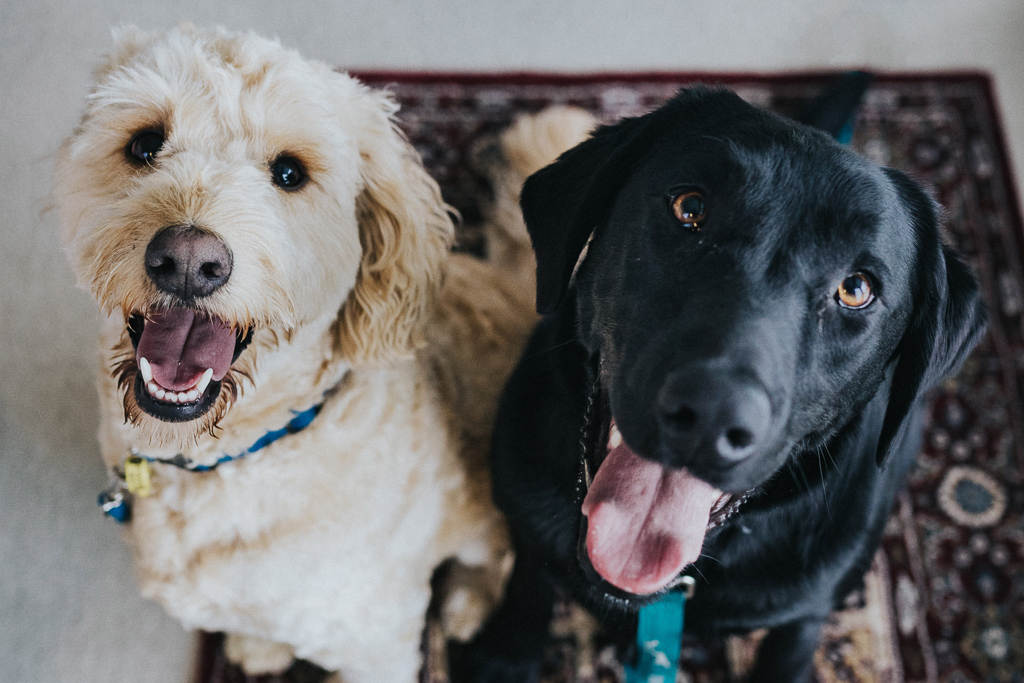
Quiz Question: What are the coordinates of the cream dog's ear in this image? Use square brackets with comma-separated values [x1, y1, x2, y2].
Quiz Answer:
[335, 84, 455, 364]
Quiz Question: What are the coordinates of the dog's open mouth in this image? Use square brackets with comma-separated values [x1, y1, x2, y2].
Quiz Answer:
[126, 308, 252, 422]
[577, 391, 750, 597]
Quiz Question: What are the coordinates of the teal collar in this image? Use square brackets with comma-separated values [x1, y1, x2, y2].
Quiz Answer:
[98, 400, 325, 523]
[141, 402, 323, 472]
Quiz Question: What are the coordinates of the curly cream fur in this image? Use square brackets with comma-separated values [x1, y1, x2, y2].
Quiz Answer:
[339, 103, 454, 364]
[55, 24, 594, 682]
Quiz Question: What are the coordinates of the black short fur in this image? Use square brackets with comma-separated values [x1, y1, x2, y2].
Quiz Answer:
[453, 87, 987, 683]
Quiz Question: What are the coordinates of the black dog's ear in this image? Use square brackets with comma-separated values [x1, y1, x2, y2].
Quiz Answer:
[876, 168, 988, 466]
[521, 87, 741, 314]
[520, 114, 659, 313]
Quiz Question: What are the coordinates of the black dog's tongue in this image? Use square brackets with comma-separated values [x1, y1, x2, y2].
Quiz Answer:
[581, 420, 723, 595]
[136, 308, 235, 391]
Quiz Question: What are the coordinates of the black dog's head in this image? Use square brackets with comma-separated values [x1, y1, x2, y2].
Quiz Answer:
[521, 87, 985, 596]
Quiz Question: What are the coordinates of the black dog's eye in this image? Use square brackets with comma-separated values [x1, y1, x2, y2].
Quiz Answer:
[126, 130, 164, 165]
[836, 273, 875, 309]
[670, 191, 706, 230]
[271, 155, 307, 190]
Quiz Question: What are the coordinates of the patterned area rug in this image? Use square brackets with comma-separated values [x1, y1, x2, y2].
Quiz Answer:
[196, 73, 1024, 683]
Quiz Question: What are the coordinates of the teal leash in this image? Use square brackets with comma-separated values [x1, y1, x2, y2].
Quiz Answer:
[625, 576, 695, 683]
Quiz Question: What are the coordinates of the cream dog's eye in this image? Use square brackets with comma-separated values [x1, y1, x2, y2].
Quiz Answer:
[836, 273, 875, 309]
[127, 130, 164, 165]
[271, 155, 307, 190]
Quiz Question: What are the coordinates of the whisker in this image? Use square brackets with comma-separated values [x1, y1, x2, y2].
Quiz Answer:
[526, 336, 580, 358]
[816, 447, 833, 522]
[823, 443, 842, 477]
[789, 458, 812, 499]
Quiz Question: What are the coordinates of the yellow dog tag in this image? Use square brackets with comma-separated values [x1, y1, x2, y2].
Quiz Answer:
[124, 456, 152, 498]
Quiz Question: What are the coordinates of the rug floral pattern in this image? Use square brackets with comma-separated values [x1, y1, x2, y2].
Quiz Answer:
[197, 74, 1024, 683]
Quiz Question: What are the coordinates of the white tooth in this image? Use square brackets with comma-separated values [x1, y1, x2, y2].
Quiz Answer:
[609, 425, 623, 449]
[165, 392, 177, 403]
[147, 381, 159, 396]
[177, 392, 188, 403]
[197, 368, 213, 394]
[186, 390, 199, 402]
[155, 388, 166, 400]
[138, 357, 153, 384]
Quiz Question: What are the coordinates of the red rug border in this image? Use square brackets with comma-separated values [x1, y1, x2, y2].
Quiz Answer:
[348, 68, 992, 86]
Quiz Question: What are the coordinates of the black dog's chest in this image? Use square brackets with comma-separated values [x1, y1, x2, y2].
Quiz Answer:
[683, 518, 839, 633]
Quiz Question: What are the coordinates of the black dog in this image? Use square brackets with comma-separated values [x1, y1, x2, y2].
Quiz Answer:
[456, 87, 986, 682]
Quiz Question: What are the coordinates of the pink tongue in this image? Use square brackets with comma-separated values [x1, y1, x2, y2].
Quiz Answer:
[136, 308, 236, 391]
[581, 422, 722, 595]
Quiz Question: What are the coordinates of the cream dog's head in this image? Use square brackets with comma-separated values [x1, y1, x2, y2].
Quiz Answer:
[56, 25, 453, 444]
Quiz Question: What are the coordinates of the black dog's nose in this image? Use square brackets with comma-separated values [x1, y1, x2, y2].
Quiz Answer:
[145, 225, 232, 299]
[657, 366, 772, 464]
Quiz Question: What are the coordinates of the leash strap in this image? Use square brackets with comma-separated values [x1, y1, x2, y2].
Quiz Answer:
[625, 577, 695, 683]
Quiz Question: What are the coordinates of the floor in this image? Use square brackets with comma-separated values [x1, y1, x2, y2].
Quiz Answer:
[1, 1, 1022, 682]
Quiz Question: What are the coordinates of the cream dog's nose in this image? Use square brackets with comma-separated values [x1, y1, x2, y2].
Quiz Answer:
[144, 225, 232, 299]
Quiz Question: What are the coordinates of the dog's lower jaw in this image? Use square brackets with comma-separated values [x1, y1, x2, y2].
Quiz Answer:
[132, 372, 223, 422]
[113, 358, 243, 448]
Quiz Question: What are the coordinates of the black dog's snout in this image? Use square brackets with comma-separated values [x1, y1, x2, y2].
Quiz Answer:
[145, 225, 232, 299]
[657, 366, 772, 465]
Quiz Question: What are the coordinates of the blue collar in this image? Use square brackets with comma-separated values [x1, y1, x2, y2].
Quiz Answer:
[143, 402, 323, 472]
[98, 401, 324, 522]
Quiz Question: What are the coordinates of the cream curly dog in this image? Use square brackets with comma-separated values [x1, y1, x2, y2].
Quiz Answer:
[55, 25, 594, 682]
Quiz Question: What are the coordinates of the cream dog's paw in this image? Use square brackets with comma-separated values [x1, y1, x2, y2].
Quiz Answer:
[438, 558, 513, 643]
[223, 633, 294, 675]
